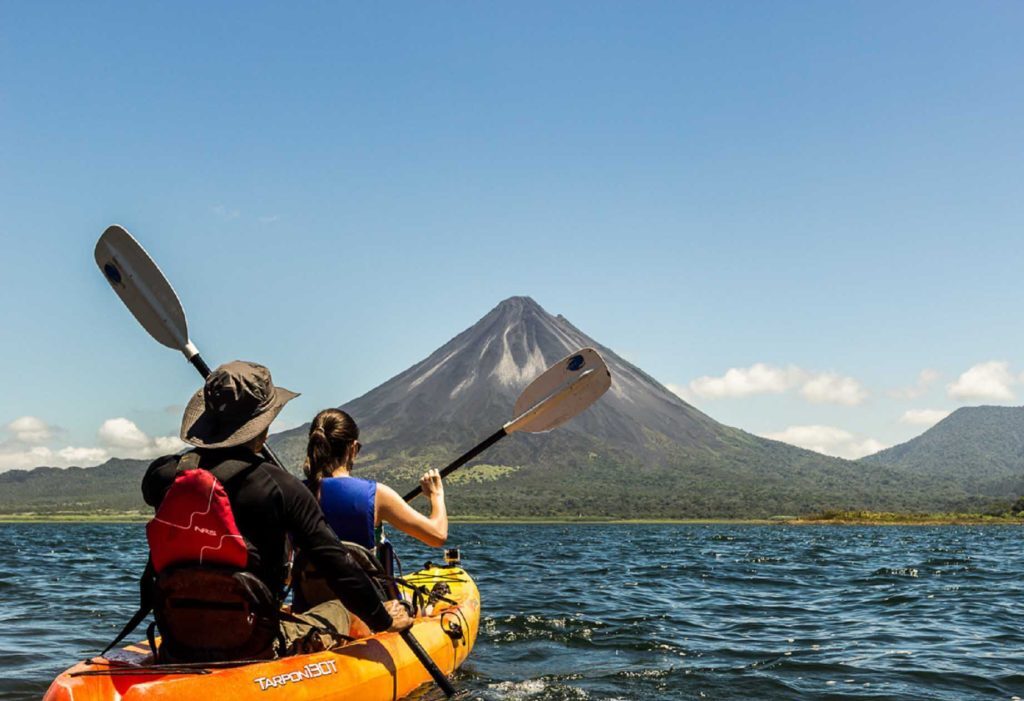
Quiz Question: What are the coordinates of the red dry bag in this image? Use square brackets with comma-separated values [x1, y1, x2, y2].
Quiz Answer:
[146, 462, 248, 574]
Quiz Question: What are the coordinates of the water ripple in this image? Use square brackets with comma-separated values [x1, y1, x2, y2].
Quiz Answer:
[3, 523, 1024, 700]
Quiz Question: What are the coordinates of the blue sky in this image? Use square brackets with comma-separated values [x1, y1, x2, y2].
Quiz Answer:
[1, 1, 1022, 469]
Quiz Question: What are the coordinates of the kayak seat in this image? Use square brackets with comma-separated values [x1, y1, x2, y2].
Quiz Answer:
[153, 565, 280, 663]
[341, 541, 386, 576]
[293, 541, 390, 613]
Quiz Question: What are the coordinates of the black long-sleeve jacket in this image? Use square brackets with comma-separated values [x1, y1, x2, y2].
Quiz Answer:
[141, 447, 392, 632]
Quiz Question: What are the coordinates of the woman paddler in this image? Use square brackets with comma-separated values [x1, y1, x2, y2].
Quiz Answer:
[293, 408, 448, 611]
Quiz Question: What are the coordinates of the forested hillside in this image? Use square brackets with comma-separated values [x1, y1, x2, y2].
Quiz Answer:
[1, 300, 1016, 519]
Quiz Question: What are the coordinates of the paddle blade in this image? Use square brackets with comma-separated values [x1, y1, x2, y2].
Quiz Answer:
[94, 225, 191, 353]
[507, 348, 611, 434]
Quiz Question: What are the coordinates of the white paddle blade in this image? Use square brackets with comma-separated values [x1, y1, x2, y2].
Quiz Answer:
[507, 348, 612, 434]
[513, 348, 609, 417]
[94, 225, 192, 354]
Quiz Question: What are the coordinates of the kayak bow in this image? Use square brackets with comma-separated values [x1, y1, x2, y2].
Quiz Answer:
[43, 564, 479, 701]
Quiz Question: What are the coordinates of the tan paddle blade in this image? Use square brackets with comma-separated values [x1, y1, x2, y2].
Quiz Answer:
[402, 348, 613, 503]
[507, 348, 611, 434]
[94, 225, 194, 356]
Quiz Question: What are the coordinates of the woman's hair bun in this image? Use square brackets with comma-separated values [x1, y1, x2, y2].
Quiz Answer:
[305, 409, 360, 490]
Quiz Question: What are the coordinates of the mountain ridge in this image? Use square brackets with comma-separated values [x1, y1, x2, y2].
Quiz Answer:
[265, 296, 974, 518]
[0, 297, 1013, 517]
[862, 405, 1024, 497]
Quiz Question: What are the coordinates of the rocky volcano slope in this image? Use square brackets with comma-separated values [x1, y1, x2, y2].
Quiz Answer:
[270, 297, 961, 518]
[0, 298, 999, 517]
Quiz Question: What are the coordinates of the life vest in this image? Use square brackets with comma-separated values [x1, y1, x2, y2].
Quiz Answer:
[318, 476, 378, 550]
[293, 477, 395, 613]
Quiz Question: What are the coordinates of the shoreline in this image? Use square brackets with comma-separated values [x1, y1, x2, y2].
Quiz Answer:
[2, 513, 1022, 526]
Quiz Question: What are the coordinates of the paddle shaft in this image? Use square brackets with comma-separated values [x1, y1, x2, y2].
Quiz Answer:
[401, 369, 603, 502]
[402, 428, 507, 503]
[400, 630, 456, 696]
[184, 349, 286, 468]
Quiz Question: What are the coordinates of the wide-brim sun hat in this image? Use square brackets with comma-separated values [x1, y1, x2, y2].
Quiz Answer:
[180, 360, 299, 449]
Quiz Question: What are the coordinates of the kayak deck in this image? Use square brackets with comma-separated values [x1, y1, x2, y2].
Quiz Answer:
[44, 565, 479, 701]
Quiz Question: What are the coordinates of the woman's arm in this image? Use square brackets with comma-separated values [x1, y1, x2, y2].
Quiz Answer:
[376, 469, 448, 547]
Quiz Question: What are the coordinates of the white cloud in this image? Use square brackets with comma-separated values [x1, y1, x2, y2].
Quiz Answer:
[98, 418, 151, 449]
[0, 446, 58, 471]
[799, 373, 868, 406]
[687, 363, 804, 399]
[666, 383, 692, 402]
[0, 415, 185, 473]
[98, 418, 186, 458]
[947, 361, 1016, 402]
[889, 369, 940, 400]
[900, 409, 951, 427]
[761, 425, 887, 460]
[153, 435, 186, 452]
[0, 445, 109, 471]
[686, 363, 867, 406]
[6, 416, 54, 444]
[212, 204, 241, 220]
[58, 446, 110, 463]
[0, 418, 86, 471]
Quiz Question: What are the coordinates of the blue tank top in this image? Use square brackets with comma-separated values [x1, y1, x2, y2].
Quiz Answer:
[318, 476, 378, 550]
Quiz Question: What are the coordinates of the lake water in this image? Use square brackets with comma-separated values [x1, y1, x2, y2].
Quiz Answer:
[1, 523, 1022, 700]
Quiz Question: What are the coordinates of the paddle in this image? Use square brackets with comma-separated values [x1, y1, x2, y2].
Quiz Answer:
[94, 224, 456, 697]
[93, 225, 285, 468]
[402, 348, 612, 503]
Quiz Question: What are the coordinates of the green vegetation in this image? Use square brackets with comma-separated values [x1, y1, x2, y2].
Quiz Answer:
[864, 406, 1024, 499]
[0, 447, 1015, 520]
[0, 459, 151, 515]
[4, 406, 1024, 521]
[792, 509, 1024, 525]
[12, 305, 1024, 522]
[446, 464, 521, 484]
[0, 511, 147, 523]
[4, 510, 1021, 526]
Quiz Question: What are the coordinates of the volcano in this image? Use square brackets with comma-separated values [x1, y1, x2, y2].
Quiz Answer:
[0, 297, 1005, 517]
[269, 296, 934, 518]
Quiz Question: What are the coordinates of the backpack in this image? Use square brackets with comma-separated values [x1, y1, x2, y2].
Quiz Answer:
[103, 453, 282, 663]
[146, 456, 249, 573]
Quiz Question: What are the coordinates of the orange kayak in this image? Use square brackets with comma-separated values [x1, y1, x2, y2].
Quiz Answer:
[43, 565, 479, 701]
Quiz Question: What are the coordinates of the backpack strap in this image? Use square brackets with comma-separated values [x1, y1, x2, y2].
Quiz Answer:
[175, 451, 201, 473]
[146, 621, 159, 659]
[375, 538, 401, 599]
[207, 458, 258, 483]
[177, 450, 258, 484]
[100, 559, 155, 657]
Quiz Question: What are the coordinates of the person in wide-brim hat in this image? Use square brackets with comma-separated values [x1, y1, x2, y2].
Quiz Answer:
[180, 360, 299, 448]
[142, 358, 411, 662]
